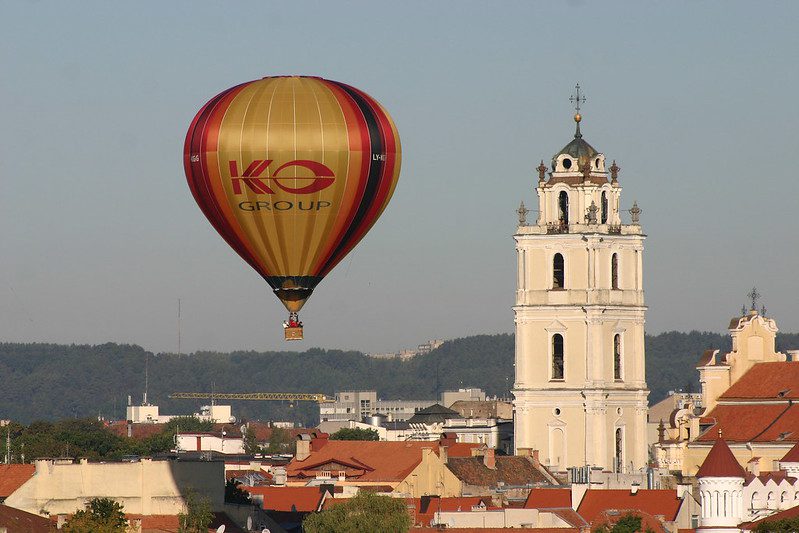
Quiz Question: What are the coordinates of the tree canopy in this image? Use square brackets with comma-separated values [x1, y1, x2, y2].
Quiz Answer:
[330, 428, 380, 441]
[303, 492, 412, 533]
[2, 331, 797, 427]
[63, 498, 127, 533]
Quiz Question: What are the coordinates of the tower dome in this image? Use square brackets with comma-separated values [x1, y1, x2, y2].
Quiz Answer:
[549, 113, 607, 177]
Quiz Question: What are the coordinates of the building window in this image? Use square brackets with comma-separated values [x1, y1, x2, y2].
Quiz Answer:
[611, 253, 619, 289]
[601, 191, 608, 224]
[552, 334, 564, 380]
[558, 191, 569, 225]
[614, 427, 623, 473]
[553, 253, 565, 289]
[614, 334, 622, 381]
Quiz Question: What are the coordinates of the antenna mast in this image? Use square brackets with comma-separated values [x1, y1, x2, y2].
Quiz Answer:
[178, 298, 182, 356]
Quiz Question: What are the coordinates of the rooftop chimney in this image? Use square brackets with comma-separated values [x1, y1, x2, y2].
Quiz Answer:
[296, 436, 311, 461]
[483, 448, 496, 470]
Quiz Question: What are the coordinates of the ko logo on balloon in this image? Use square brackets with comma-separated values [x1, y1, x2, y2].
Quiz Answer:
[229, 159, 335, 195]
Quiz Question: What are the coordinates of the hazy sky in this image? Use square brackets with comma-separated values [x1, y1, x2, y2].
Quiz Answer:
[2, 1, 798, 355]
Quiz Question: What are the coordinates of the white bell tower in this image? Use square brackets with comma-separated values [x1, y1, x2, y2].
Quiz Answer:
[512, 85, 648, 473]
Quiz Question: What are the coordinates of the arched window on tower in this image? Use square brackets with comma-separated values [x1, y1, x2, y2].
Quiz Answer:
[614, 428, 623, 473]
[553, 253, 565, 289]
[611, 253, 619, 290]
[601, 191, 608, 224]
[558, 191, 569, 226]
[552, 334, 564, 380]
[614, 334, 622, 381]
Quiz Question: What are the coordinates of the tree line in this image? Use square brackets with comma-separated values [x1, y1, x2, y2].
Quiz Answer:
[1, 331, 797, 427]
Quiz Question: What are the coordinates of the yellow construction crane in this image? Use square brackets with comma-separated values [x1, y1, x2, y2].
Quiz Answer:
[168, 392, 335, 404]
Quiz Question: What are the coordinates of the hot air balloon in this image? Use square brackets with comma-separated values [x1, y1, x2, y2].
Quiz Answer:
[184, 76, 401, 340]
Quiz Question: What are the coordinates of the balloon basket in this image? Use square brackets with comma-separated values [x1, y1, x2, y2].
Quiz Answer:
[284, 326, 304, 341]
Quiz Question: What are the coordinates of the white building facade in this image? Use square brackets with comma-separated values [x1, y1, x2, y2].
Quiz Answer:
[512, 105, 649, 473]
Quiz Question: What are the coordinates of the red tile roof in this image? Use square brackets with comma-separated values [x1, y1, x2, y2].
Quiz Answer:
[739, 503, 799, 531]
[694, 403, 799, 443]
[399, 496, 496, 527]
[782, 441, 799, 462]
[243, 486, 325, 512]
[446, 456, 552, 488]
[0, 464, 35, 497]
[577, 490, 683, 523]
[0, 505, 52, 533]
[721, 363, 799, 400]
[126, 512, 243, 533]
[446, 442, 482, 458]
[288, 441, 442, 483]
[524, 488, 572, 509]
[411, 527, 580, 533]
[696, 439, 746, 478]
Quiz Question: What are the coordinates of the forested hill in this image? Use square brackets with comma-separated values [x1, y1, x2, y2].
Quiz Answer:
[2, 331, 798, 426]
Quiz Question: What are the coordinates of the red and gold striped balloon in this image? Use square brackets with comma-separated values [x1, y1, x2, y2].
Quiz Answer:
[184, 76, 401, 314]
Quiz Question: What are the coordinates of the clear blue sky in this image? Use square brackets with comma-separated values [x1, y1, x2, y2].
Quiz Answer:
[2, 1, 798, 354]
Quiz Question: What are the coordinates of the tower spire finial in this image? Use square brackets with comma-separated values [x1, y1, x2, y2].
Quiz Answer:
[748, 287, 761, 312]
[569, 83, 586, 139]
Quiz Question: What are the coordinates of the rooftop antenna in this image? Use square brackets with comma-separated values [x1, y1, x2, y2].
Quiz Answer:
[143, 352, 149, 405]
[178, 298, 182, 356]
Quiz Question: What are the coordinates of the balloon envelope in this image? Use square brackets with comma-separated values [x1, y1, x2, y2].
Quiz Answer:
[184, 76, 401, 312]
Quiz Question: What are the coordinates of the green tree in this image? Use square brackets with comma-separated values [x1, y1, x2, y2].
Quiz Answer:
[63, 497, 127, 533]
[303, 492, 411, 533]
[178, 490, 213, 533]
[224, 479, 251, 505]
[753, 516, 799, 532]
[242, 425, 261, 454]
[264, 427, 294, 454]
[593, 513, 655, 533]
[163, 416, 213, 433]
[330, 428, 380, 441]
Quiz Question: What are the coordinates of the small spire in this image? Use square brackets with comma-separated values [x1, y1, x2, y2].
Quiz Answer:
[517, 201, 529, 226]
[741, 305, 748, 317]
[570, 83, 586, 139]
[761, 305, 767, 317]
[629, 201, 641, 224]
[537, 160, 547, 183]
[610, 160, 620, 183]
[748, 287, 761, 312]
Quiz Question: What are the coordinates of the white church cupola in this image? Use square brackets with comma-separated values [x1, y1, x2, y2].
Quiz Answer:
[513, 84, 648, 474]
[696, 435, 745, 532]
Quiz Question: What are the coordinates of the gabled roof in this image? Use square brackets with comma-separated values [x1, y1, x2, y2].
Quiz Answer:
[287, 441, 441, 482]
[694, 403, 799, 443]
[782, 441, 799, 462]
[524, 487, 572, 509]
[721, 362, 799, 400]
[243, 486, 326, 513]
[576, 489, 683, 523]
[0, 464, 35, 498]
[0, 505, 51, 533]
[446, 456, 553, 488]
[696, 439, 746, 478]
